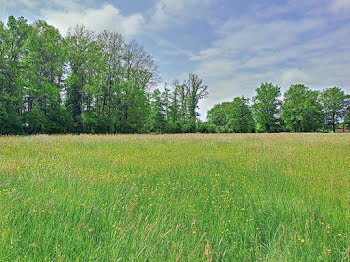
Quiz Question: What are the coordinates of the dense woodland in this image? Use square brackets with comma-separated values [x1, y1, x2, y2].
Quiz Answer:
[0, 16, 349, 135]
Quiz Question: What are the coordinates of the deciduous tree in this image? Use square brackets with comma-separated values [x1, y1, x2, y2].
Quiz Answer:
[252, 83, 281, 132]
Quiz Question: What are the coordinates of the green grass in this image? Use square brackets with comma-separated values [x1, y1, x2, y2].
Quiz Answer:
[0, 134, 350, 261]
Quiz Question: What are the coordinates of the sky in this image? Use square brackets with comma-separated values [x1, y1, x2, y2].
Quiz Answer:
[1, 0, 350, 119]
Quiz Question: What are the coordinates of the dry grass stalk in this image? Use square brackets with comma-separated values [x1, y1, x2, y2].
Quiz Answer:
[128, 198, 138, 216]
[204, 240, 212, 262]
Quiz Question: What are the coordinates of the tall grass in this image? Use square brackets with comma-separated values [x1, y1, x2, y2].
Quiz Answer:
[0, 134, 349, 261]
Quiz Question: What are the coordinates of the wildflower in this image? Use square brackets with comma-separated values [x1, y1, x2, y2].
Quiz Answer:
[300, 239, 305, 243]
[338, 233, 342, 237]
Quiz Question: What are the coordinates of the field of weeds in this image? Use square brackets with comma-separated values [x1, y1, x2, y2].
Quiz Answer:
[0, 134, 349, 261]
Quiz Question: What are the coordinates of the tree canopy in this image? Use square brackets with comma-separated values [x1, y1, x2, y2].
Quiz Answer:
[0, 16, 208, 135]
[1, 16, 349, 135]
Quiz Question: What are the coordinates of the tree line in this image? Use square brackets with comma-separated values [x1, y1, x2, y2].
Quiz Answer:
[0, 16, 208, 135]
[206, 83, 350, 133]
[1, 16, 349, 135]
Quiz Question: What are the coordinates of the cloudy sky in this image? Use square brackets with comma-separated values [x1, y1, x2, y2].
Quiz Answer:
[1, 0, 350, 118]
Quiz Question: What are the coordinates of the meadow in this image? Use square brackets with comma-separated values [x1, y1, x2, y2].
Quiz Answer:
[0, 134, 349, 261]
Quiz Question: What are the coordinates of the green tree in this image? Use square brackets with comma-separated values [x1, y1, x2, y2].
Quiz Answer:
[320, 87, 348, 132]
[96, 31, 124, 133]
[147, 89, 166, 133]
[184, 73, 208, 132]
[226, 97, 255, 133]
[65, 25, 103, 132]
[252, 83, 281, 132]
[0, 16, 31, 134]
[162, 86, 171, 122]
[343, 96, 350, 130]
[167, 81, 183, 133]
[22, 20, 70, 134]
[123, 40, 159, 94]
[207, 102, 230, 128]
[1, 17, 217, 135]
[112, 37, 158, 133]
[114, 80, 149, 133]
[282, 84, 323, 132]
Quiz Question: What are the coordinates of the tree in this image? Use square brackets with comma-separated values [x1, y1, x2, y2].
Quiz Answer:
[65, 25, 105, 132]
[207, 102, 229, 127]
[282, 84, 323, 132]
[184, 73, 208, 131]
[94, 31, 124, 133]
[0, 17, 167, 135]
[226, 97, 255, 133]
[123, 40, 159, 91]
[147, 89, 166, 133]
[167, 81, 183, 133]
[22, 20, 70, 134]
[185, 74, 209, 119]
[114, 80, 149, 133]
[65, 25, 92, 132]
[0, 16, 31, 134]
[344, 96, 350, 130]
[320, 87, 348, 132]
[0, 21, 8, 133]
[161, 85, 171, 122]
[252, 83, 281, 132]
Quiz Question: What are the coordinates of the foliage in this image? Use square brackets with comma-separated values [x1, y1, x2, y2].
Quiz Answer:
[207, 103, 228, 127]
[252, 83, 281, 132]
[0, 16, 211, 135]
[208, 98, 255, 133]
[320, 87, 348, 132]
[281, 84, 324, 132]
[226, 97, 255, 133]
[0, 16, 349, 134]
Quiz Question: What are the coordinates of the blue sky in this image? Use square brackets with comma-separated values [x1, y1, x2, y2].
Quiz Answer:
[1, 0, 350, 118]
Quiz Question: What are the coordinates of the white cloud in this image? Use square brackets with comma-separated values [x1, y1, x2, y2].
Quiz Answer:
[0, 0, 40, 23]
[5, 0, 38, 8]
[0, 0, 145, 37]
[46, 0, 80, 10]
[331, 0, 350, 12]
[150, 0, 213, 29]
[281, 69, 308, 87]
[190, 9, 350, 117]
[42, 3, 144, 37]
[0, 0, 7, 21]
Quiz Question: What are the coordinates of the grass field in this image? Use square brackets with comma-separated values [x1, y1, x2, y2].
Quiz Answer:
[0, 134, 350, 261]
